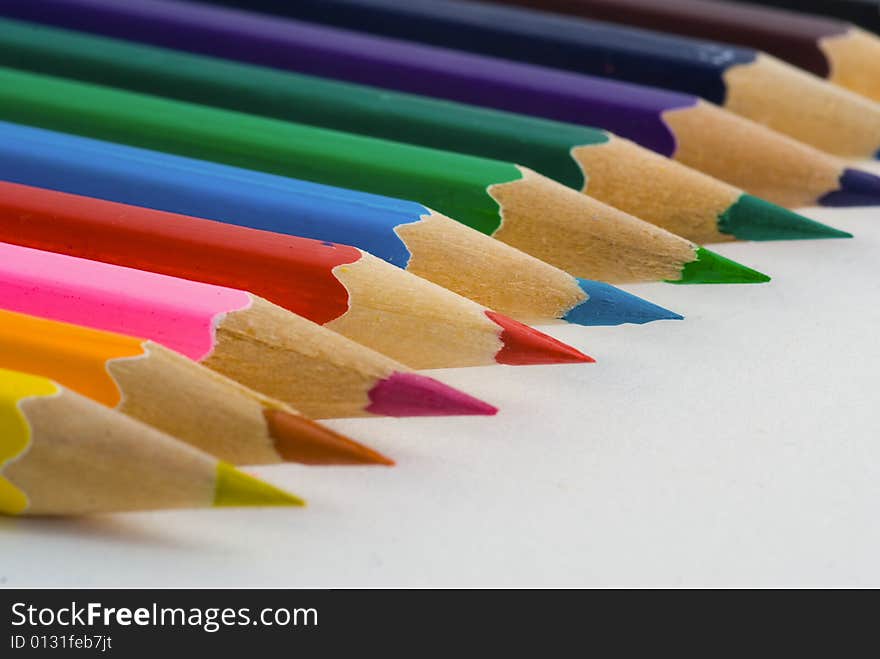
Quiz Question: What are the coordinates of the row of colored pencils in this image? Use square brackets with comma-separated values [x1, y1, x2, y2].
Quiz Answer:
[0, 0, 876, 516]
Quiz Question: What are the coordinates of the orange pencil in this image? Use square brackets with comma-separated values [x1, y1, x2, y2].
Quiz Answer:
[0, 308, 394, 466]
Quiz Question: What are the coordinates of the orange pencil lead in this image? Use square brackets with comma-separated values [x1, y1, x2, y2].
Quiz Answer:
[264, 410, 395, 466]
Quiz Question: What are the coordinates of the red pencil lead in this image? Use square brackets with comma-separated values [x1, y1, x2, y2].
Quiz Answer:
[486, 311, 594, 365]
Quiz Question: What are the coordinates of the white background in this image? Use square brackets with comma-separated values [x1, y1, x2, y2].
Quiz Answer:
[2, 196, 878, 587]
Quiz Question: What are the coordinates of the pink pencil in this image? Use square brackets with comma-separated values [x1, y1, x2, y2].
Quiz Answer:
[0, 242, 497, 419]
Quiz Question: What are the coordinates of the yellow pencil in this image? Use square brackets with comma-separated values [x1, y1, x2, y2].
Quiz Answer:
[0, 368, 304, 516]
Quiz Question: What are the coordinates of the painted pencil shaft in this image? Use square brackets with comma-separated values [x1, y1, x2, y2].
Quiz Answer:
[484, 0, 880, 103]
[0, 368, 304, 515]
[228, 0, 880, 160]
[0, 73, 765, 286]
[0, 3, 871, 208]
[0, 18, 599, 203]
[724, 0, 880, 36]
[0, 18, 843, 243]
[0, 308, 393, 467]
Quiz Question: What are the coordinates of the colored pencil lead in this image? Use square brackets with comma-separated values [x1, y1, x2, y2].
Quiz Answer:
[566, 280, 683, 325]
[486, 312, 593, 365]
[366, 373, 498, 418]
[213, 463, 305, 508]
[262, 410, 394, 467]
[718, 194, 853, 240]
[820, 168, 880, 207]
[673, 248, 771, 285]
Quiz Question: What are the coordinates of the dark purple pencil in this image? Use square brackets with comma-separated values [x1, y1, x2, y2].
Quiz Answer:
[1, 0, 875, 207]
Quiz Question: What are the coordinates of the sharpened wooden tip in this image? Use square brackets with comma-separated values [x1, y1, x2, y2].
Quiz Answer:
[264, 409, 394, 466]
[486, 311, 594, 365]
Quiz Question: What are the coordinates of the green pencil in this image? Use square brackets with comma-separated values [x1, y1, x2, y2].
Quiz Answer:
[0, 17, 843, 246]
[0, 71, 770, 285]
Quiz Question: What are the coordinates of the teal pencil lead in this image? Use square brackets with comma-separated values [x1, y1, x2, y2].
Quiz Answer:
[719, 194, 852, 240]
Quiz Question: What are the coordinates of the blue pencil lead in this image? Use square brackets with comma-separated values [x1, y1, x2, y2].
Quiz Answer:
[563, 279, 683, 326]
[820, 168, 880, 207]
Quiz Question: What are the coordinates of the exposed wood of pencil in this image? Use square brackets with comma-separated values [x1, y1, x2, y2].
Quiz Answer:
[111, 342, 380, 466]
[314, 257, 506, 368]
[663, 101, 846, 208]
[206, 295, 437, 417]
[820, 28, 880, 102]
[397, 210, 587, 321]
[722, 53, 880, 159]
[489, 167, 697, 281]
[571, 136, 739, 243]
[12, 387, 225, 514]
[1, 379, 301, 515]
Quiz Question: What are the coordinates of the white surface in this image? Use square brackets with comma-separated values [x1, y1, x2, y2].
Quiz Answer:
[2, 204, 878, 588]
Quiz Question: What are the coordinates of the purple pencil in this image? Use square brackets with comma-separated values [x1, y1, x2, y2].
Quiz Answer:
[2, 0, 877, 207]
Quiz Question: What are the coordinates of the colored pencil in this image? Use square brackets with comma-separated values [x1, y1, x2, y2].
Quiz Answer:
[727, 0, 880, 36]
[236, 0, 880, 161]
[0, 308, 393, 467]
[5, 3, 873, 208]
[0, 182, 679, 341]
[0, 242, 501, 418]
[0, 96, 684, 329]
[0, 368, 305, 516]
[0, 86, 768, 288]
[0, 20, 847, 242]
[484, 0, 880, 103]
[0, 238, 588, 372]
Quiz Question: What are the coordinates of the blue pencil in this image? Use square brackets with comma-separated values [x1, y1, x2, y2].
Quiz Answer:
[0, 120, 682, 327]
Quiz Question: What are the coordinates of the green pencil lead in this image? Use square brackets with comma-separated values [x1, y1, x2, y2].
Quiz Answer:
[671, 247, 771, 284]
[718, 194, 852, 241]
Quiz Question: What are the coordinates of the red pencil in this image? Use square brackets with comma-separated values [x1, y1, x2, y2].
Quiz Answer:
[0, 180, 591, 371]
